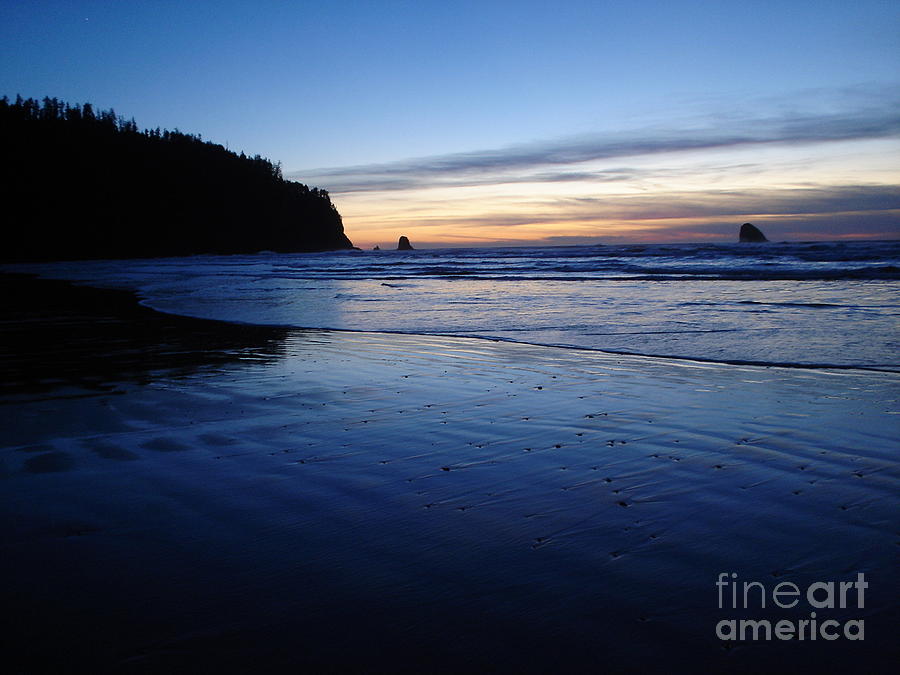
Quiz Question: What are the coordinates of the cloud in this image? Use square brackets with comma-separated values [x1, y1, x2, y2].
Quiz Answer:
[562, 185, 900, 221]
[379, 185, 900, 228]
[297, 168, 637, 193]
[290, 92, 900, 194]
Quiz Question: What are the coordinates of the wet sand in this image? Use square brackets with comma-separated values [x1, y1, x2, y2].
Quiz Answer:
[1, 275, 898, 673]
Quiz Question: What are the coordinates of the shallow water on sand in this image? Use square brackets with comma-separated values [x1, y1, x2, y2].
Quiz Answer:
[6, 240, 899, 369]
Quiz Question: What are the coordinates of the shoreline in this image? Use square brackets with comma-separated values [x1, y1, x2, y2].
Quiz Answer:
[6, 238, 899, 373]
[1, 273, 897, 673]
[122, 281, 900, 374]
[8, 257, 898, 373]
[223, 325, 900, 374]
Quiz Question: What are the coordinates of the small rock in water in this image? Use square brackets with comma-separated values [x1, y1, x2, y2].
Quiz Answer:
[739, 222, 768, 242]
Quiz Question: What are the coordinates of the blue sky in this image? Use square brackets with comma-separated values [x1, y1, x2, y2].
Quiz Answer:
[2, 0, 898, 246]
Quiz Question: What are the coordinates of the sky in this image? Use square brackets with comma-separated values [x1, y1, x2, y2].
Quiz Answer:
[2, 0, 898, 248]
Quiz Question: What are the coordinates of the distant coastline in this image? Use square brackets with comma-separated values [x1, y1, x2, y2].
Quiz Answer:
[1, 96, 355, 262]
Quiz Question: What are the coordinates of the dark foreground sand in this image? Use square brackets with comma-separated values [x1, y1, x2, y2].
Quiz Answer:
[1, 275, 898, 673]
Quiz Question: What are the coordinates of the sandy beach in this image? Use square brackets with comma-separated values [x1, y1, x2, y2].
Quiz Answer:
[1, 275, 897, 673]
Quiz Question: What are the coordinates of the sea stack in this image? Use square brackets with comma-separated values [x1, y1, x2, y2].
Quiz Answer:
[397, 236, 414, 251]
[739, 223, 768, 243]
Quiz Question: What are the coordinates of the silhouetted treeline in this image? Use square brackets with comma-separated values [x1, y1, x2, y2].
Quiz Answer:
[1, 95, 354, 261]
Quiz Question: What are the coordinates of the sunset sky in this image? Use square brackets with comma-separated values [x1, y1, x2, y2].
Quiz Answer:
[2, 0, 898, 248]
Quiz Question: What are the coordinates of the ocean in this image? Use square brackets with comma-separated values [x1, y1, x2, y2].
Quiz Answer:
[7, 239, 899, 370]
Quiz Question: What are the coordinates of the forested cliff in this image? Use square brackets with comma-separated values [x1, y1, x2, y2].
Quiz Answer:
[1, 96, 354, 261]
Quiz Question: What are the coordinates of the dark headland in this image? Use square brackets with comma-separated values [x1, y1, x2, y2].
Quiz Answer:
[397, 235, 414, 250]
[1, 96, 354, 262]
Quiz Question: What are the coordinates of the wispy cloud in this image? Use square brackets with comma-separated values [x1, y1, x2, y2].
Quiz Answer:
[371, 185, 900, 228]
[291, 92, 900, 194]
[562, 185, 900, 222]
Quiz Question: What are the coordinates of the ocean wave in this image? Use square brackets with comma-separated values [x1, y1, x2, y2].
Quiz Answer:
[257, 242, 900, 282]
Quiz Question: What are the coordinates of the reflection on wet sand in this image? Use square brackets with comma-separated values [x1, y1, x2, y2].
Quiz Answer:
[0, 273, 289, 397]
